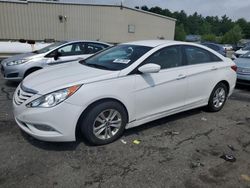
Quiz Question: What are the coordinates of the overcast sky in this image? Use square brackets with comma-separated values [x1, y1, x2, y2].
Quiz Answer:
[60, 0, 250, 21]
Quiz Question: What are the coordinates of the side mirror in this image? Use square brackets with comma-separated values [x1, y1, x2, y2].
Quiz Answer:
[138, 63, 161, 74]
[54, 50, 61, 60]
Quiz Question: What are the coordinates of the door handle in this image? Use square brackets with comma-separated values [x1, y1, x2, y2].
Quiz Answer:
[177, 74, 186, 80]
[211, 66, 218, 71]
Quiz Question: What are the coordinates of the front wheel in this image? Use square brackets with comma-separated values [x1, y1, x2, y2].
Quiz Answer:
[80, 101, 128, 145]
[207, 83, 228, 112]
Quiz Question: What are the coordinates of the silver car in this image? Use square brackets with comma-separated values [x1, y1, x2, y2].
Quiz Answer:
[234, 51, 250, 85]
[1, 40, 111, 81]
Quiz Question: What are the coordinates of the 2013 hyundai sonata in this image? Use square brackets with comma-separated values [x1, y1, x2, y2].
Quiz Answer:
[13, 40, 237, 145]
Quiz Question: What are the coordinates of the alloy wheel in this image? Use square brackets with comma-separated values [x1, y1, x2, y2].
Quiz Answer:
[213, 87, 226, 108]
[93, 109, 122, 140]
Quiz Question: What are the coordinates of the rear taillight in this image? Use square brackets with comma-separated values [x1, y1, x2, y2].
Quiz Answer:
[231, 65, 237, 72]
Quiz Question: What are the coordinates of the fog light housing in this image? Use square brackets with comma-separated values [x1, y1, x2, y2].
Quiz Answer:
[33, 124, 56, 132]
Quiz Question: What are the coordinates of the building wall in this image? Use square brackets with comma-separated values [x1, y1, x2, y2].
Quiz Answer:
[0, 1, 176, 43]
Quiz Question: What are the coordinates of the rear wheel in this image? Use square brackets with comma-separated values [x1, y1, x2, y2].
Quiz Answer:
[80, 101, 128, 145]
[207, 83, 228, 112]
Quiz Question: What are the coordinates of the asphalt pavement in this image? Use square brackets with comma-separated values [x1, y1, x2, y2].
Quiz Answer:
[0, 75, 250, 188]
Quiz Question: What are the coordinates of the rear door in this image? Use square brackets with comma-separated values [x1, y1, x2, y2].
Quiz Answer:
[183, 45, 223, 105]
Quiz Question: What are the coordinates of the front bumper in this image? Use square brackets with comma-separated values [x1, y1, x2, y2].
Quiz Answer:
[1, 63, 23, 81]
[236, 71, 250, 86]
[13, 96, 84, 142]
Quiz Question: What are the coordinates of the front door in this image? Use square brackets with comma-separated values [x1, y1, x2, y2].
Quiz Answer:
[47, 42, 87, 65]
[134, 45, 187, 120]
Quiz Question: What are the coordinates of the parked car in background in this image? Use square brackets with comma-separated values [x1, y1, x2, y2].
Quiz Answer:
[1, 40, 111, 81]
[234, 51, 250, 85]
[0, 41, 52, 60]
[201, 42, 226, 56]
[13, 40, 237, 145]
[233, 45, 250, 59]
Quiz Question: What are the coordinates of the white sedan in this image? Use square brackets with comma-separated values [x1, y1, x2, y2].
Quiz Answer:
[13, 40, 237, 145]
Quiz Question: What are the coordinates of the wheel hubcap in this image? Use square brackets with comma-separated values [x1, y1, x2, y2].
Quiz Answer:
[93, 109, 122, 140]
[213, 87, 226, 108]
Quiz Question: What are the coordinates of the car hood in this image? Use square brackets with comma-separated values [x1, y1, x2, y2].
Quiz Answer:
[22, 61, 120, 94]
[1, 52, 45, 65]
[234, 58, 250, 68]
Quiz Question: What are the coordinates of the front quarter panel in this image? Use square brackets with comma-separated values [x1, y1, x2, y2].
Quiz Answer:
[65, 75, 136, 123]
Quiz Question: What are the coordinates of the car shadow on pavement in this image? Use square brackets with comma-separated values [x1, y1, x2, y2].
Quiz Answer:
[236, 84, 250, 91]
[5, 80, 19, 88]
[20, 130, 83, 151]
[124, 108, 203, 137]
[20, 108, 204, 151]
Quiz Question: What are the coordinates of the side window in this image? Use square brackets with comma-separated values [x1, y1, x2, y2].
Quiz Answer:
[143, 46, 183, 69]
[57, 43, 86, 56]
[184, 46, 221, 65]
[86, 43, 108, 54]
[206, 44, 219, 51]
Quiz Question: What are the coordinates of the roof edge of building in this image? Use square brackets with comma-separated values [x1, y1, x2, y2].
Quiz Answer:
[0, 0, 176, 22]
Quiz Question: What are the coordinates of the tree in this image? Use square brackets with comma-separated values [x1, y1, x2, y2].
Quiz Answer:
[175, 24, 186, 41]
[140, 5, 149, 11]
[200, 22, 212, 35]
[186, 12, 203, 34]
[149, 6, 163, 15]
[202, 34, 217, 42]
[236, 18, 250, 39]
[138, 5, 247, 41]
[219, 15, 235, 35]
[222, 25, 243, 45]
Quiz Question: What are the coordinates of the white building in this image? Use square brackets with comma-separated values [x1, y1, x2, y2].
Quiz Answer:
[0, 0, 176, 43]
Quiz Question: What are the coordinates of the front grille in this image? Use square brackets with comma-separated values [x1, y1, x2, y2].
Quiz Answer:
[14, 83, 37, 105]
[6, 72, 18, 78]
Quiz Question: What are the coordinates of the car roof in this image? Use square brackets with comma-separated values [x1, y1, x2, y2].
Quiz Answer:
[122, 40, 186, 47]
[202, 42, 223, 47]
[63, 40, 112, 46]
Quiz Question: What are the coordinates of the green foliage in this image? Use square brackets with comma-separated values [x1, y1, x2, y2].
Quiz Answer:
[202, 34, 217, 42]
[236, 18, 250, 39]
[221, 25, 243, 45]
[200, 22, 212, 35]
[202, 34, 222, 43]
[135, 5, 250, 42]
[175, 24, 186, 41]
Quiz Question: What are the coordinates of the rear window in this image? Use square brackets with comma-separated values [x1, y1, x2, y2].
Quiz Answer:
[184, 46, 222, 65]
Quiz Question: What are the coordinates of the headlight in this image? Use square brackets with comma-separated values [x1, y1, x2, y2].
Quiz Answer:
[7, 59, 28, 66]
[26, 85, 81, 108]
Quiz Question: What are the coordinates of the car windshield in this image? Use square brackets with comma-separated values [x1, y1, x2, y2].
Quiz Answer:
[81, 44, 152, 71]
[33, 41, 67, 54]
[241, 52, 250, 58]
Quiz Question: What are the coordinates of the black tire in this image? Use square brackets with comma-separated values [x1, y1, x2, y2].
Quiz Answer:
[80, 101, 128, 145]
[207, 83, 228, 112]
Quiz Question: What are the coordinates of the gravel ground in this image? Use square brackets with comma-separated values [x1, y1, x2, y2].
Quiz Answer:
[0, 75, 250, 188]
